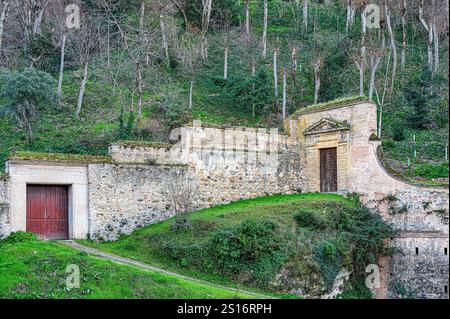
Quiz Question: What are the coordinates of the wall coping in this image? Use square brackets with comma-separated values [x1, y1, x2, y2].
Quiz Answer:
[8, 151, 113, 165]
[374, 144, 449, 190]
[291, 96, 375, 118]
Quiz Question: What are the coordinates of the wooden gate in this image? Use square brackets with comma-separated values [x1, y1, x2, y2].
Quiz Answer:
[26, 185, 69, 239]
[320, 148, 337, 193]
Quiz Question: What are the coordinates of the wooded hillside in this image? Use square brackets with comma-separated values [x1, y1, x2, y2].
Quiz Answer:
[0, 0, 448, 184]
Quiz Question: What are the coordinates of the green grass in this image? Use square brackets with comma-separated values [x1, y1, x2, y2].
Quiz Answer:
[80, 193, 388, 298]
[0, 235, 255, 299]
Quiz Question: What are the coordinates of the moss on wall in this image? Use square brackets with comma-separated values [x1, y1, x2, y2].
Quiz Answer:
[9, 151, 113, 164]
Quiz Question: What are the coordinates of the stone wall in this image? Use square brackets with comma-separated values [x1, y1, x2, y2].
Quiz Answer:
[387, 234, 448, 299]
[87, 164, 189, 241]
[361, 188, 449, 299]
[0, 175, 10, 238]
[89, 125, 304, 240]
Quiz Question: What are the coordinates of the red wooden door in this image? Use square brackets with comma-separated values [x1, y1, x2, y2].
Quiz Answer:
[26, 185, 69, 239]
[320, 148, 337, 193]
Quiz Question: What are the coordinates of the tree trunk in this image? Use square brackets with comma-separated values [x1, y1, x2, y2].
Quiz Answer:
[262, 0, 268, 58]
[385, 4, 397, 92]
[359, 10, 366, 96]
[0, 0, 10, 56]
[377, 48, 391, 138]
[160, 12, 170, 68]
[303, 0, 308, 30]
[432, 0, 439, 73]
[107, 22, 111, 69]
[291, 46, 297, 109]
[245, 0, 250, 37]
[427, 25, 433, 72]
[201, 0, 212, 60]
[282, 67, 287, 120]
[223, 43, 228, 80]
[433, 23, 439, 73]
[419, 0, 433, 72]
[368, 35, 385, 101]
[251, 61, 256, 117]
[345, 0, 352, 34]
[57, 33, 66, 99]
[314, 59, 321, 104]
[76, 61, 89, 118]
[401, 0, 407, 71]
[169, 0, 189, 29]
[136, 61, 143, 126]
[273, 48, 278, 110]
[139, 1, 149, 67]
[345, 0, 350, 34]
[189, 77, 194, 110]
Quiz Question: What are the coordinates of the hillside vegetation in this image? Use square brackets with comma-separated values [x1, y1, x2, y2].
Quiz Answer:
[82, 194, 395, 298]
[0, 0, 448, 185]
[0, 232, 255, 299]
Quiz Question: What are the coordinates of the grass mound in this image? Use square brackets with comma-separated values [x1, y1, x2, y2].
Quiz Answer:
[82, 194, 394, 298]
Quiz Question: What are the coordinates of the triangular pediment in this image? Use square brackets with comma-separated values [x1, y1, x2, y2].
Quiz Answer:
[304, 118, 350, 135]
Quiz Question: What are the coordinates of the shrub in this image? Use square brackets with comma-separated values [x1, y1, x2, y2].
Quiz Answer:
[294, 209, 327, 229]
[208, 219, 287, 287]
[405, 69, 434, 129]
[392, 122, 406, 141]
[330, 207, 395, 276]
[313, 240, 342, 289]
[0, 231, 37, 243]
[170, 217, 193, 232]
[412, 162, 449, 179]
[0, 68, 56, 142]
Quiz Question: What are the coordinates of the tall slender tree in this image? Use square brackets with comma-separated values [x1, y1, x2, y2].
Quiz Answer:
[262, 0, 268, 58]
[0, 0, 10, 57]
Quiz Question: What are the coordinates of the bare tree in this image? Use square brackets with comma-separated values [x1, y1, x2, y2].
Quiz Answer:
[419, 0, 435, 72]
[169, 0, 189, 29]
[103, 0, 155, 126]
[273, 41, 279, 110]
[158, 0, 170, 68]
[223, 33, 229, 80]
[313, 57, 322, 104]
[400, 0, 407, 71]
[48, 0, 71, 99]
[345, 0, 356, 34]
[166, 171, 197, 216]
[240, 34, 260, 117]
[176, 33, 202, 110]
[385, 2, 397, 92]
[16, 0, 50, 39]
[282, 66, 287, 120]
[244, 0, 250, 37]
[289, 43, 298, 109]
[368, 31, 385, 101]
[70, 13, 100, 117]
[375, 47, 391, 138]
[354, 6, 367, 97]
[200, 0, 212, 60]
[303, 0, 308, 30]
[262, 0, 268, 58]
[0, 0, 11, 56]
[15, 0, 51, 65]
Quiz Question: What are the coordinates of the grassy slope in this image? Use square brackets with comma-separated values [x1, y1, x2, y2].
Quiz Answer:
[80, 194, 354, 296]
[0, 239, 254, 299]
